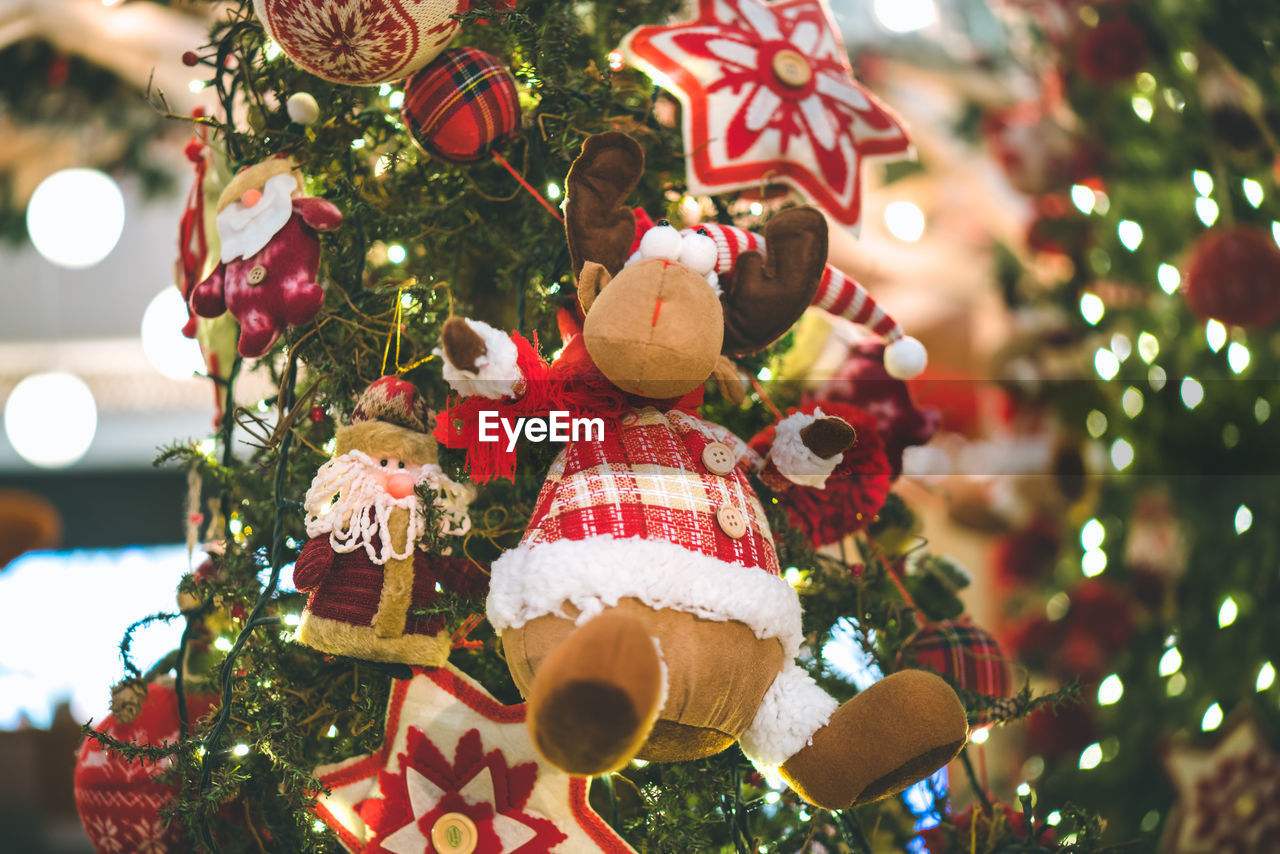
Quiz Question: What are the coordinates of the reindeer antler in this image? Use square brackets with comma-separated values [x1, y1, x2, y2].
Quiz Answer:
[564, 132, 645, 279]
[720, 207, 828, 354]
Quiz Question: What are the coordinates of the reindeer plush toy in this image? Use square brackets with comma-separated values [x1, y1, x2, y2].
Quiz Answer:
[436, 133, 967, 809]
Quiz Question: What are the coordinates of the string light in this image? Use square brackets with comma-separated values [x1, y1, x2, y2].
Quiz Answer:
[387, 90, 404, 109]
[1157, 263, 1181, 294]
[1258, 399, 1272, 424]
[1205, 319, 1227, 352]
[1167, 672, 1187, 696]
[1110, 333, 1132, 361]
[313, 820, 326, 832]
[1047, 811, 1062, 826]
[233, 743, 250, 757]
[1149, 365, 1167, 391]
[1158, 647, 1182, 677]
[264, 41, 282, 61]
[1117, 220, 1144, 250]
[1098, 674, 1124, 705]
[1071, 184, 1095, 214]
[378, 83, 392, 96]
[1218, 596, 1238, 627]
[1095, 349, 1120, 381]
[1195, 197, 1220, 226]
[1192, 170, 1214, 197]
[1086, 410, 1108, 438]
[1258, 662, 1276, 692]
[1080, 293, 1105, 325]
[1180, 377, 1204, 409]
[884, 201, 926, 242]
[214, 637, 233, 652]
[969, 728, 990, 745]
[1079, 742, 1103, 770]
[1122, 387, 1144, 418]
[1131, 95, 1154, 122]
[1110, 438, 1134, 471]
[326, 725, 338, 738]
[1227, 342, 1250, 374]
[1081, 519, 1105, 550]
[1082, 549, 1107, 576]
[1141, 811, 1161, 832]
[386, 244, 406, 264]
[1201, 703, 1223, 732]
[1243, 178, 1264, 208]
[546, 183, 561, 200]
[1178, 50, 1198, 71]
[1235, 505, 1253, 534]
[1016, 782, 1032, 798]
[1272, 221, 1280, 249]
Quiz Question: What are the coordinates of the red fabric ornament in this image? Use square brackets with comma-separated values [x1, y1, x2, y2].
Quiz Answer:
[1075, 17, 1150, 84]
[252, 0, 511, 85]
[920, 802, 1055, 853]
[1006, 579, 1135, 684]
[1024, 698, 1098, 759]
[896, 618, 1013, 726]
[992, 517, 1060, 589]
[1183, 226, 1280, 327]
[814, 339, 940, 477]
[620, 0, 911, 229]
[309, 406, 326, 424]
[402, 47, 522, 164]
[74, 682, 217, 854]
[748, 401, 892, 546]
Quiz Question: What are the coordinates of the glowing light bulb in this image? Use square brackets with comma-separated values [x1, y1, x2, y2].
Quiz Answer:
[1086, 410, 1108, 438]
[1131, 95, 1154, 122]
[969, 727, 990, 745]
[1258, 662, 1275, 692]
[1196, 197, 1220, 227]
[546, 183, 561, 200]
[1219, 596, 1239, 627]
[1243, 179, 1264, 208]
[26, 169, 125, 268]
[1227, 342, 1250, 374]
[1137, 332, 1159, 362]
[1016, 782, 1032, 798]
[872, 0, 938, 32]
[1235, 505, 1253, 534]
[213, 637, 233, 652]
[1081, 519, 1105, 550]
[1122, 387, 1144, 418]
[1082, 549, 1107, 577]
[3, 372, 97, 468]
[884, 201, 926, 242]
[1071, 184, 1095, 214]
[1205, 319, 1227, 352]
[1095, 349, 1120, 381]
[1117, 220, 1143, 251]
[1201, 703, 1223, 731]
[386, 244, 406, 264]
[1110, 439, 1134, 471]
[233, 743, 250, 757]
[1158, 647, 1181, 676]
[1079, 743, 1103, 770]
[141, 288, 205, 380]
[1098, 674, 1124, 705]
[1157, 263, 1181, 294]
[265, 41, 282, 61]
[1192, 170, 1214, 197]
[1180, 377, 1203, 409]
[1080, 293, 1105, 325]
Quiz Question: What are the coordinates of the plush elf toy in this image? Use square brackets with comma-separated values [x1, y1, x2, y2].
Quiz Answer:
[294, 376, 479, 665]
[435, 133, 966, 810]
[188, 158, 342, 358]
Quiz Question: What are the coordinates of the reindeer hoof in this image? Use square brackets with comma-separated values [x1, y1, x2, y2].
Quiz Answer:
[799, 416, 856, 460]
[441, 317, 487, 373]
[526, 611, 665, 776]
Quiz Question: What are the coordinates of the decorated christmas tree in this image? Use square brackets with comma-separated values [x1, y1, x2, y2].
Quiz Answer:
[66, 2, 1118, 853]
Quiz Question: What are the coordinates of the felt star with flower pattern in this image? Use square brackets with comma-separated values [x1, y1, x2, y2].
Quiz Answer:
[312, 666, 635, 853]
[620, 0, 912, 230]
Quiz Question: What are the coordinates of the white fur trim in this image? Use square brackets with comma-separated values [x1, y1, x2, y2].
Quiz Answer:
[438, 318, 521, 400]
[884, 336, 927, 379]
[739, 663, 838, 769]
[679, 231, 718, 276]
[486, 534, 804, 658]
[216, 173, 297, 262]
[770, 410, 841, 489]
[638, 224, 682, 261]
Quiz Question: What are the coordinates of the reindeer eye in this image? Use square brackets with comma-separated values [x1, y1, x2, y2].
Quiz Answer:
[696, 227, 710, 237]
[379, 459, 388, 467]
[398, 461, 406, 469]
[656, 219, 670, 227]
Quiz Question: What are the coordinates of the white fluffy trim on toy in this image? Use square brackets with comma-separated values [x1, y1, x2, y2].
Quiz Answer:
[739, 662, 839, 770]
[438, 318, 522, 400]
[770, 409, 842, 489]
[486, 534, 805, 659]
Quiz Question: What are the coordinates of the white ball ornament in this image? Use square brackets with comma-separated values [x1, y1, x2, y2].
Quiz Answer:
[884, 335, 928, 379]
[286, 92, 321, 125]
[254, 0, 467, 85]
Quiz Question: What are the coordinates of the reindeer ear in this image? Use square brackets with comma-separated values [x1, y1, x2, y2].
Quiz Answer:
[565, 132, 644, 279]
[720, 207, 828, 354]
[577, 262, 612, 313]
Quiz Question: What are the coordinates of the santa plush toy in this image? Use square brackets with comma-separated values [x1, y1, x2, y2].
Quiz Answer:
[294, 376, 479, 665]
[189, 158, 342, 358]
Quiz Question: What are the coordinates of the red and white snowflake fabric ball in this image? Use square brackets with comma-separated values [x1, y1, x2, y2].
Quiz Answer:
[74, 681, 215, 854]
[253, 0, 470, 85]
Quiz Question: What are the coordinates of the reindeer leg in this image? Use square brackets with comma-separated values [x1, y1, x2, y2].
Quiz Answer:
[525, 610, 666, 776]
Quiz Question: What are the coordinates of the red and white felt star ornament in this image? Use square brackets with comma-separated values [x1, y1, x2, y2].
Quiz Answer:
[312, 667, 635, 854]
[620, 0, 912, 230]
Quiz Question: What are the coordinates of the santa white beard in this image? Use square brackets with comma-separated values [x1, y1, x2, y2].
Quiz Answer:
[303, 449, 474, 564]
[304, 450, 428, 564]
[216, 172, 298, 263]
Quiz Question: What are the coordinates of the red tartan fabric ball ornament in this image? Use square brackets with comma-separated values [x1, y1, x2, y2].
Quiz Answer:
[748, 401, 892, 546]
[896, 618, 1012, 727]
[1075, 17, 1149, 84]
[402, 47, 522, 164]
[75, 681, 217, 853]
[1183, 226, 1280, 327]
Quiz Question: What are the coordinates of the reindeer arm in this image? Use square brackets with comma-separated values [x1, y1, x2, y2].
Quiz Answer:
[438, 317, 526, 401]
[759, 410, 854, 492]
